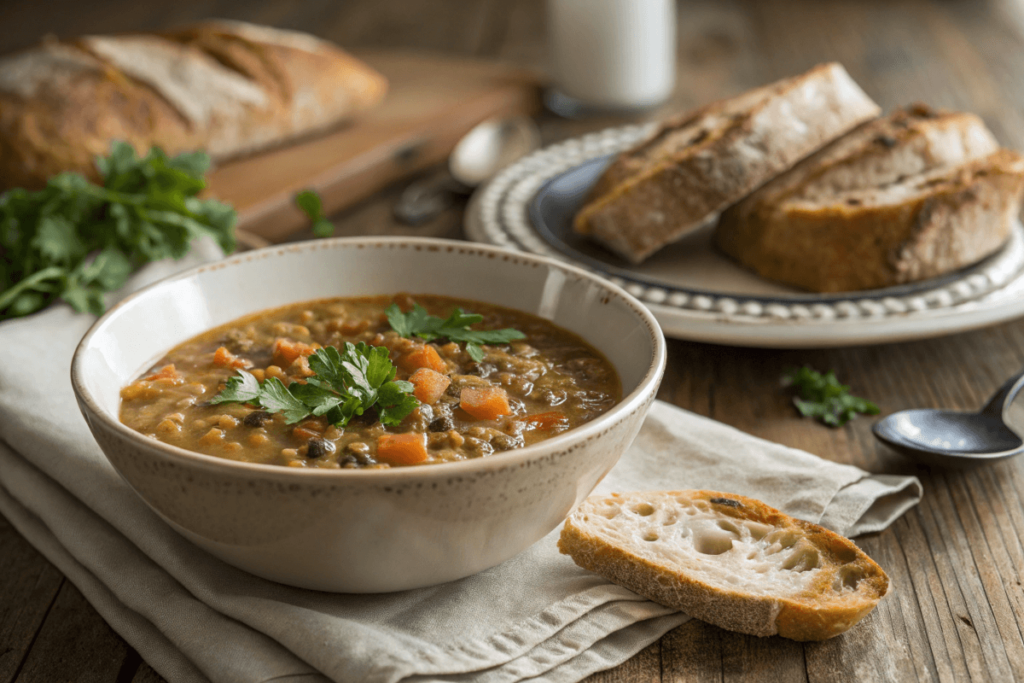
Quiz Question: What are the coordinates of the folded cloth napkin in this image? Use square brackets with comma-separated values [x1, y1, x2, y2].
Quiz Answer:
[0, 245, 923, 683]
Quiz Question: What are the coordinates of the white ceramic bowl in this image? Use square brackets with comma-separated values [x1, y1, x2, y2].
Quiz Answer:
[72, 237, 665, 592]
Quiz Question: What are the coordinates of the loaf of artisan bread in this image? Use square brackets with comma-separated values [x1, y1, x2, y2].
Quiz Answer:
[716, 106, 1024, 292]
[558, 490, 889, 641]
[0, 21, 388, 189]
[573, 63, 880, 264]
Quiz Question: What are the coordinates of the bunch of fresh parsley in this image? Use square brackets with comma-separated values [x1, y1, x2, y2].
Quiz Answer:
[783, 366, 879, 427]
[0, 141, 236, 320]
[211, 342, 419, 427]
[386, 303, 525, 361]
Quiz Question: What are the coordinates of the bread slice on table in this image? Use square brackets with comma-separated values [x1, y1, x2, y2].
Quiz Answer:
[0, 21, 388, 189]
[572, 63, 880, 264]
[715, 105, 1024, 292]
[558, 490, 889, 641]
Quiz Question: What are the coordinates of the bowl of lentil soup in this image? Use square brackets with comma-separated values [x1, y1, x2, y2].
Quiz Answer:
[72, 238, 665, 592]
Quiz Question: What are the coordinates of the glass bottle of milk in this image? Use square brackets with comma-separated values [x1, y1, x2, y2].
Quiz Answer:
[546, 0, 677, 116]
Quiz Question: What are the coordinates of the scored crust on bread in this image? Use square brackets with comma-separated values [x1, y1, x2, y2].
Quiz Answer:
[0, 22, 388, 189]
[558, 490, 889, 641]
[715, 106, 1024, 292]
[573, 63, 881, 264]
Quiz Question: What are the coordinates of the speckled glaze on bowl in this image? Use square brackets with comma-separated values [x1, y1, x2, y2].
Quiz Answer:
[71, 237, 665, 593]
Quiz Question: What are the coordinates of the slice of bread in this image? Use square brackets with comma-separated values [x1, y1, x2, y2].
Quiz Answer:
[715, 106, 1024, 292]
[572, 63, 880, 264]
[558, 490, 889, 641]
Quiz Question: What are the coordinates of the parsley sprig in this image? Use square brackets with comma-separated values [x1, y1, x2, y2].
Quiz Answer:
[210, 342, 419, 427]
[783, 366, 879, 427]
[386, 303, 525, 362]
[0, 141, 236, 320]
[294, 189, 335, 238]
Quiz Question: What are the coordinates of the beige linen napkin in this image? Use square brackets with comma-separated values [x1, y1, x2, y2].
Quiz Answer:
[0, 244, 922, 683]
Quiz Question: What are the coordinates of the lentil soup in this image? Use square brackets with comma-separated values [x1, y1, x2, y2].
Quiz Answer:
[119, 294, 621, 469]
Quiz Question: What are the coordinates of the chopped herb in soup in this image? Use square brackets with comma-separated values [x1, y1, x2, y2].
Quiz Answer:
[118, 295, 621, 469]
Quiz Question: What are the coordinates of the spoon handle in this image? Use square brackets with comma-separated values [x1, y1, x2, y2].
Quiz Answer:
[394, 173, 469, 225]
[981, 367, 1024, 417]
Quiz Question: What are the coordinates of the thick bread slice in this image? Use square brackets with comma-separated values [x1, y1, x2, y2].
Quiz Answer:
[573, 64, 880, 264]
[716, 108, 1022, 292]
[558, 490, 889, 641]
[0, 22, 387, 189]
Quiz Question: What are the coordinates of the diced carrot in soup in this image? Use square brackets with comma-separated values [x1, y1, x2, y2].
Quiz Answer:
[409, 368, 451, 404]
[400, 345, 447, 374]
[460, 386, 512, 420]
[521, 411, 568, 431]
[377, 433, 429, 465]
[145, 364, 179, 381]
[213, 346, 251, 369]
[272, 338, 315, 367]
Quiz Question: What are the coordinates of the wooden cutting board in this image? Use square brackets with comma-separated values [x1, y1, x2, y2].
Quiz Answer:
[206, 51, 542, 242]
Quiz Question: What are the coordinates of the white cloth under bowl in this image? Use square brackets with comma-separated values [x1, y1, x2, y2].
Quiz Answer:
[0, 243, 922, 683]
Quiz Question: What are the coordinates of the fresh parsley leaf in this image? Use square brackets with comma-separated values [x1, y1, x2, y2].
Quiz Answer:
[376, 382, 420, 426]
[386, 303, 525, 359]
[287, 381, 344, 417]
[0, 140, 237, 321]
[466, 342, 485, 363]
[295, 189, 335, 238]
[258, 377, 316, 424]
[210, 343, 420, 429]
[783, 366, 879, 427]
[209, 370, 262, 405]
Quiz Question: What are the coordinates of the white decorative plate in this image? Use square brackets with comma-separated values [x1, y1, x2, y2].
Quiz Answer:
[465, 124, 1024, 348]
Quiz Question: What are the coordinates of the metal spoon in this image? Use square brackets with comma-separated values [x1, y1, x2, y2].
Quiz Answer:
[394, 116, 540, 225]
[872, 368, 1024, 467]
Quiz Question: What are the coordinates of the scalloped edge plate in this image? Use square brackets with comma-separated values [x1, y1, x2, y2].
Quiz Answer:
[465, 124, 1024, 348]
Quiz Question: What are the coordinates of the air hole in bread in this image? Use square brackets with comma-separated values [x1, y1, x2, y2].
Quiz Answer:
[782, 546, 820, 572]
[765, 530, 799, 553]
[835, 566, 866, 592]
[643, 532, 659, 542]
[693, 528, 735, 555]
[744, 522, 771, 540]
[598, 508, 619, 520]
[633, 503, 655, 517]
[717, 519, 742, 535]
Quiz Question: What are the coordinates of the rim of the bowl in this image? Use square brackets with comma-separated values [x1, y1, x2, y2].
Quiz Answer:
[72, 236, 667, 482]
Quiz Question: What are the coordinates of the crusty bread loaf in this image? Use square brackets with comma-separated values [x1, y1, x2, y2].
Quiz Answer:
[573, 63, 880, 264]
[558, 490, 889, 641]
[0, 21, 388, 189]
[716, 106, 1024, 292]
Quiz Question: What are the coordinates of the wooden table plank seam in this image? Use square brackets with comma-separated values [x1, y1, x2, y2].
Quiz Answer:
[880, 526, 942, 682]
[928, 476, 1017, 680]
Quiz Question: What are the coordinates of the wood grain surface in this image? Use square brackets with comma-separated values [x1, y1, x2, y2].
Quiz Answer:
[208, 51, 541, 242]
[4, 1, 1024, 681]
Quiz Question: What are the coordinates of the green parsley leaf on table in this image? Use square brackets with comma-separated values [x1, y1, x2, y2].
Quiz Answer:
[211, 342, 419, 428]
[0, 141, 236, 321]
[782, 366, 880, 427]
[295, 189, 335, 238]
[386, 302, 526, 362]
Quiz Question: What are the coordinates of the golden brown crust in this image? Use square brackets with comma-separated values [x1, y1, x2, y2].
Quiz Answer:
[716, 130, 1024, 293]
[0, 22, 388, 189]
[572, 64, 880, 264]
[558, 490, 890, 641]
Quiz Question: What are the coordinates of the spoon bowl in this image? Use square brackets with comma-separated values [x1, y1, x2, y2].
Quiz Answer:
[872, 369, 1024, 467]
[394, 116, 540, 224]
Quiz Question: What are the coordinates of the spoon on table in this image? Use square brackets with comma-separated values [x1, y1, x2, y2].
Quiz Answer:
[872, 368, 1024, 467]
[394, 116, 540, 225]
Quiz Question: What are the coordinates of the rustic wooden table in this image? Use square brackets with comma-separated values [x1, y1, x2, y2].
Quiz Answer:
[5, 0, 1024, 681]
